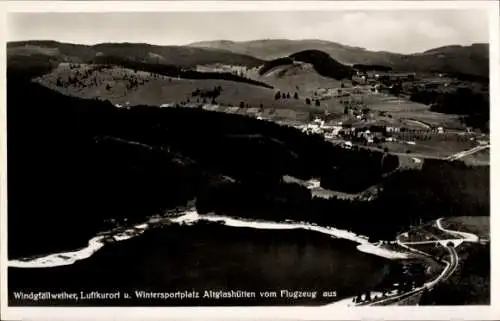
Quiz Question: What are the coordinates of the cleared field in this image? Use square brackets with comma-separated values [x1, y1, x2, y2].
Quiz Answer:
[363, 93, 465, 129]
[36, 64, 342, 118]
[196, 62, 349, 98]
[382, 139, 477, 158]
[397, 155, 425, 169]
[365, 95, 429, 113]
[255, 63, 344, 96]
[441, 217, 490, 239]
[460, 147, 490, 166]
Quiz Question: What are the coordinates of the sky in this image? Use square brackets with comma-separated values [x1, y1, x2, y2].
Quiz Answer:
[7, 10, 489, 54]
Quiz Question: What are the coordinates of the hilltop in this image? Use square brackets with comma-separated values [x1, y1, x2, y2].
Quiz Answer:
[259, 50, 354, 80]
[8, 39, 489, 80]
[7, 40, 265, 70]
[189, 39, 489, 79]
[33, 63, 306, 110]
[7, 41, 354, 110]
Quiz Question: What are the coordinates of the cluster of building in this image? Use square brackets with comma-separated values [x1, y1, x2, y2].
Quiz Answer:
[352, 70, 417, 85]
[298, 115, 447, 149]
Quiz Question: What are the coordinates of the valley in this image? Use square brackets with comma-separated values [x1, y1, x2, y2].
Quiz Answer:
[6, 38, 490, 307]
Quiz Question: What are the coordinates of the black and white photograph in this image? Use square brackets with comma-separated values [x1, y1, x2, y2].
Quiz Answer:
[1, 1, 498, 319]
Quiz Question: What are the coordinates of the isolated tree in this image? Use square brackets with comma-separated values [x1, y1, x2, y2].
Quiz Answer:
[294, 92, 299, 99]
[315, 99, 320, 107]
[286, 92, 291, 99]
[282, 92, 286, 99]
[274, 91, 281, 100]
[341, 82, 345, 88]
[305, 98, 311, 105]
[239, 101, 245, 108]
[105, 84, 112, 91]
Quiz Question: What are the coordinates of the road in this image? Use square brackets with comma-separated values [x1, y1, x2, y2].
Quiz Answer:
[324, 132, 489, 162]
[440, 245, 459, 282]
[436, 218, 479, 242]
[359, 217, 476, 306]
[446, 144, 490, 161]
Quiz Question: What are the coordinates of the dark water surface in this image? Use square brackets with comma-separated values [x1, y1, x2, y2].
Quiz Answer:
[9, 222, 390, 306]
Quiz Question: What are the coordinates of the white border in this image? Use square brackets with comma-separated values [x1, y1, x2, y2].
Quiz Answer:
[1, 1, 499, 320]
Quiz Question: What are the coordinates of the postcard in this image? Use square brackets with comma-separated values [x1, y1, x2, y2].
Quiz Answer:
[1, 1, 498, 320]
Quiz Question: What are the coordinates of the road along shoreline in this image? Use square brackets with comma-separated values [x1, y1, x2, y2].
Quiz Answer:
[354, 218, 478, 306]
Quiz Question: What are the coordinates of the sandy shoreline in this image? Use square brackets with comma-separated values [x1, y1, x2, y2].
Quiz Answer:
[9, 209, 410, 269]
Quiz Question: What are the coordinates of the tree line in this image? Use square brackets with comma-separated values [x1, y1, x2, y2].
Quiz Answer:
[7, 72, 489, 258]
[403, 84, 489, 132]
[91, 55, 274, 89]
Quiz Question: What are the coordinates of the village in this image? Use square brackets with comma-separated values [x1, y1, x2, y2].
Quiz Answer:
[108, 63, 487, 162]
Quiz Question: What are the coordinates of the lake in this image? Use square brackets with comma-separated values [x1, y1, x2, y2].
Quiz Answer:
[8, 220, 391, 306]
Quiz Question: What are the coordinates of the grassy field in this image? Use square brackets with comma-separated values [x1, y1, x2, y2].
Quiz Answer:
[441, 216, 490, 239]
[36, 64, 343, 116]
[254, 62, 345, 95]
[200, 62, 347, 97]
[396, 155, 425, 169]
[35, 63, 476, 137]
[381, 139, 476, 158]
[363, 93, 465, 129]
[460, 147, 490, 166]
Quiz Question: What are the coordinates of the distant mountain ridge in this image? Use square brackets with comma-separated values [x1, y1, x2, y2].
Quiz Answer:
[189, 39, 489, 79]
[7, 40, 265, 68]
[7, 39, 489, 81]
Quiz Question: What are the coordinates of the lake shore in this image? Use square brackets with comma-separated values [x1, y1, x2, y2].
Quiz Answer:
[8, 220, 397, 306]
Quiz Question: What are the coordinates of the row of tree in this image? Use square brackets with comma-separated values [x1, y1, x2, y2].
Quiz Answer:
[91, 55, 274, 89]
[274, 91, 299, 100]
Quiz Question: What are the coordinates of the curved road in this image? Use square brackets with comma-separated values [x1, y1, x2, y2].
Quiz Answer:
[436, 218, 479, 242]
[361, 217, 474, 306]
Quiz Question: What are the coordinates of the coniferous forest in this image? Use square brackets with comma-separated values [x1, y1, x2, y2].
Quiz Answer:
[7, 69, 489, 258]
